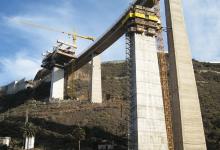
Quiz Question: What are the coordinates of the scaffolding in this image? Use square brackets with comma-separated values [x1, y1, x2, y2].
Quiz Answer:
[125, 33, 132, 99]
[125, 33, 132, 150]
[154, 1, 174, 150]
[154, 0, 165, 51]
[158, 51, 174, 150]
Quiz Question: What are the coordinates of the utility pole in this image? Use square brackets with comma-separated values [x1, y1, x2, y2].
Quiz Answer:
[78, 140, 80, 150]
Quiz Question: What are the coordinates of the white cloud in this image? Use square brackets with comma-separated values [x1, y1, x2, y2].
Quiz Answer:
[0, 1, 80, 85]
[0, 51, 41, 86]
[1, 0, 219, 86]
[183, 0, 220, 62]
[3, 10, 75, 52]
[0, 0, 130, 85]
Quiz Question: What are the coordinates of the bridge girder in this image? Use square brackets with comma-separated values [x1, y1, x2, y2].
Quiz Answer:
[65, 3, 160, 72]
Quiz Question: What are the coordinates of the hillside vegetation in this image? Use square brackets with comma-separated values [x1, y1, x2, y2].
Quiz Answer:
[0, 60, 219, 149]
[193, 60, 220, 149]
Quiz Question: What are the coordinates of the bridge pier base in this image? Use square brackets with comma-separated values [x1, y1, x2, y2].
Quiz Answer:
[129, 33, 168, 150]
[90, 54, 102, 103]
[50, 66, 64, 101]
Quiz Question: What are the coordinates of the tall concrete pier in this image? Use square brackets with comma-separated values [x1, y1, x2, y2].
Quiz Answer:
[41, 42, 76, 101]
[165, 0, 207, 149]
[90, 54, 102, 103]
[50, 67, 64, 100]
[129, 33, 168, 150]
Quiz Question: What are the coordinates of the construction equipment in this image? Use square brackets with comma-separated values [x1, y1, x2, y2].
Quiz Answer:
[18, 20, 95, 49]
[135, 0, 157, 8]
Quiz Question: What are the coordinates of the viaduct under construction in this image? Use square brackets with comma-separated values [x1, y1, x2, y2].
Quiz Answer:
[41, 0, 207, 149]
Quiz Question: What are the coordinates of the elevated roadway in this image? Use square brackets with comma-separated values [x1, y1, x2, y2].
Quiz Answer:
[65, 0, 158, 71]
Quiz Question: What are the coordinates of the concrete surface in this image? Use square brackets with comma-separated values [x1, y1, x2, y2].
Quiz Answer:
[0, 137, 10, 146]
[90, 54, 102, 103]
[50, 67, 64, 100]
[25, 136, 35, 150]
[165, 0, 207, 149]
[129, 33, 168, 150]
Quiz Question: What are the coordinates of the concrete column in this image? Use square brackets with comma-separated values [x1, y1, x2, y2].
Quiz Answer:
[25, 136, 35, 150]
[50, 67, 64, 100]
[90, 54, 102, 103]
[165, 0, 207, 149]
[129, 33, 168, 150]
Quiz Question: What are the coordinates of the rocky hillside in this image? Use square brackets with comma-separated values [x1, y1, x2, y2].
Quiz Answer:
[193, 60, 220, 150]
[0, 60, 219, 149]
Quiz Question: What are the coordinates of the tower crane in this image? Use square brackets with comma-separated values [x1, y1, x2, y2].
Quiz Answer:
[18, 20, 95, 49]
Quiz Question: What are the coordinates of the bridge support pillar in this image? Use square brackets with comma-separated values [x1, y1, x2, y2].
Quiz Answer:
[90, 54, 102, 103]
[50, 66, 64, 100]
[165, 0, 207, 149]
[129, 33, 168, 150]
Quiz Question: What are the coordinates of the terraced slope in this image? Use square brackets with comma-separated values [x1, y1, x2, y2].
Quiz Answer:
[0, 60, 219, 149]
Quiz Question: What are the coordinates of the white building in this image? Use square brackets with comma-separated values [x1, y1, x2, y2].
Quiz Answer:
[0, 137, 11, 146]
[0, 78, 33, 95]
[25, 136, 35, 150]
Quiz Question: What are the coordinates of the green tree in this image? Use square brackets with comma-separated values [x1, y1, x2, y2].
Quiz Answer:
[20, 122, 36, 149]
[21, 122, 36, 138]
[72, 126, 86, 150]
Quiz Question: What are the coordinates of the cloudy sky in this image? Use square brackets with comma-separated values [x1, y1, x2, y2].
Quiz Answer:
[0, 0, 219, 86]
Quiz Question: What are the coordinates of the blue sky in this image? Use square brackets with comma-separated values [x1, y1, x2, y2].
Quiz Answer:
[0, 0, 219, 86]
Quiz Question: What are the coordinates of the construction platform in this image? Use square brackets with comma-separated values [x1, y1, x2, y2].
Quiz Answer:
[42, 49, 76, 70]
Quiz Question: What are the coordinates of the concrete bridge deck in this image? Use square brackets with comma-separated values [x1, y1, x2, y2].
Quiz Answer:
[65, 0, 157, 71]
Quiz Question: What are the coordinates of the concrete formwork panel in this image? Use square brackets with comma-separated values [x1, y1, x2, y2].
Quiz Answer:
[90, 55, 102, 103]
[165, 0, 207, 149]
[129, 33, 168, 150]
[50, 67, 64, 100]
